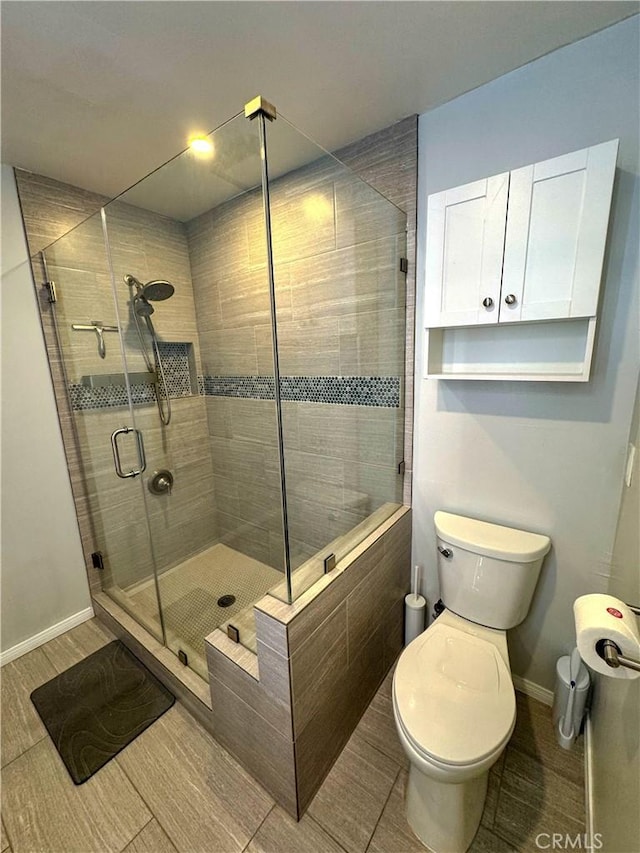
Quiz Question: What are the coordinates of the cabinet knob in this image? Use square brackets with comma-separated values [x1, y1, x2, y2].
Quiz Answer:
[482, 297, 494, 308]
[504, 294, 517, 305]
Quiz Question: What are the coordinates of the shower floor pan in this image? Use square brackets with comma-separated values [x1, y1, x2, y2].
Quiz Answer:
[109, 543, 282, 680]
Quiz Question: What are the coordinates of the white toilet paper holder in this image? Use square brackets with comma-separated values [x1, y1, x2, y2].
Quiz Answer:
[598, 603, 640, 673]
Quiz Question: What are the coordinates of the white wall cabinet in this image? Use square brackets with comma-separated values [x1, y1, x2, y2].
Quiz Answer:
[424, 173, 508, 327]
[424, 139, 619, 381]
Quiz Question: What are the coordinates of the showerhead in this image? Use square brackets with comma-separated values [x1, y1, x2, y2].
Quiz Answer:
[124, 274, 175, 302]
[142, 280, 175, 301]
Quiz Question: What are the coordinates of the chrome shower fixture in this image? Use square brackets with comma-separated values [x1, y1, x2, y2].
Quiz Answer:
[124, 274, 175, 316]
[124, 273, 175, 426]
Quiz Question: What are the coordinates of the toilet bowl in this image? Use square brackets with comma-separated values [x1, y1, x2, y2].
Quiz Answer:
[392, 611, 516, 852]
[393, 511, 551, 853]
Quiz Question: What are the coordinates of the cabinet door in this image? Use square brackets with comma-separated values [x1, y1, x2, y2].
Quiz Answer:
[500, 139, 618, 323]
[424, 173, 509, 327]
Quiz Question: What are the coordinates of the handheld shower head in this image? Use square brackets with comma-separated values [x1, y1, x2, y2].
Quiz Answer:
[123, 273, 174, 426]
[134, 298, 154, 317]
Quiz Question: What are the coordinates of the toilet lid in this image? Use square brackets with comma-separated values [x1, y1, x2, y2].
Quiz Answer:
[393, 622, 515, 767]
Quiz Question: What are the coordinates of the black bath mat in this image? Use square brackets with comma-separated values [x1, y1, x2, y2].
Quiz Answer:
[31, 640, 175, 784]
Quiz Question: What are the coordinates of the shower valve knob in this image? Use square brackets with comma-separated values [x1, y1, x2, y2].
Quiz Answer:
[148, 469, 174, 495]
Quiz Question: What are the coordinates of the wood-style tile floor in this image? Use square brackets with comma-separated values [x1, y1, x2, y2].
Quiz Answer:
[1, 619, 585, 853]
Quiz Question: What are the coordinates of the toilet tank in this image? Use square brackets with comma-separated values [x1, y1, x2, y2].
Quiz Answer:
[434, 512, 551, 630]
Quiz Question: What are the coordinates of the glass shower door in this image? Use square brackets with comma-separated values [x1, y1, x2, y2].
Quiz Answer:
[100, 113, 285, 676]
[42, 211, 165, 640]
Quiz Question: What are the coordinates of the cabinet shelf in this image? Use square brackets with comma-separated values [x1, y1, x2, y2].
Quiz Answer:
[425, 318, 596, 382]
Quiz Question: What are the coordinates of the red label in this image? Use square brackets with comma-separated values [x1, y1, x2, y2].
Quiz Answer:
[606, 607, 623, 619]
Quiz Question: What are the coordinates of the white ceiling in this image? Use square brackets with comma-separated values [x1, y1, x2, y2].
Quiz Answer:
[1, 1, 637, 202]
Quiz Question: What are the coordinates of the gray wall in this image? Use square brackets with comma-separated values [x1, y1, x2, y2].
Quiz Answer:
[590, 378, 639, 852]
[414, 17, 639, 691]
[1, 165, 91, 657]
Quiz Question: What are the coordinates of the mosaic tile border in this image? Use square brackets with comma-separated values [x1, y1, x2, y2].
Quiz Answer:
[198, 375, 400, 408]
[69, 342, 192, 411]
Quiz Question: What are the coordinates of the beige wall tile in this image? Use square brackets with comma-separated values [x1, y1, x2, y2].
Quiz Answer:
[254, 609, 289, 657]
[217, 512, 274, 567]
[286, 535, 386, 655]
[14, 169, 108, 255]
[288, 236, 401, 321]
[199, 326, 258, 375]
[248, 168, 336, 268]
[208, 675, 297, 817]
[259, 317, 341, 377]
[347, 540, 407, 659]
[206, 632, 292, 738]
[218, 269, 272, 329]
[290, 604, 348, 736]
[335, 170, 406, 250]
[256, 640, 291, 705]
[296, 403, 398, 466]
[295, 621, 387, 814]
[339, 308, 406, 376]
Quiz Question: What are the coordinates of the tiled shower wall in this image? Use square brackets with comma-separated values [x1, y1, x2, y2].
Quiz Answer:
[187, 117, 417, 568]
[15, 172, 217, 597]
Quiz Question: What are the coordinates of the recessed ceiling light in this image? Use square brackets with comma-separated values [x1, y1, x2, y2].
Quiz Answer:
[188, 136, 214, 157]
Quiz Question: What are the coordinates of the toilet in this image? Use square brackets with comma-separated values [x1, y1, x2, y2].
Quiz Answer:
[392, 511, 551, 853]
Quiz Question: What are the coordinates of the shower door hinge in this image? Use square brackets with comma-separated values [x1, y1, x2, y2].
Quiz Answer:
[91, 551, 104, 570]
[398, 460, 406, 475]
[44, 281, 58, 303]
[178, 649, 188, 666]
[227, 624, 240, 643]
[399, 258, 408, 274]
[323, 553, 336, 574]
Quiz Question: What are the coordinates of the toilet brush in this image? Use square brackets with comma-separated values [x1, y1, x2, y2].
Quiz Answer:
[558, 647, 581, 749]
[404, 565, 426, 646]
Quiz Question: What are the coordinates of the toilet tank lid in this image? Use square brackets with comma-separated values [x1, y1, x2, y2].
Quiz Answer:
[434, 512, 551, 562]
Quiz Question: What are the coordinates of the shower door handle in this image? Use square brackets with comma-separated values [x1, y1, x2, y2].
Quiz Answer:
[111, 427, 147, 479]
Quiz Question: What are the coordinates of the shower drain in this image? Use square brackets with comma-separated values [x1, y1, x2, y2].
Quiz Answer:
[217, 594, 236, 608]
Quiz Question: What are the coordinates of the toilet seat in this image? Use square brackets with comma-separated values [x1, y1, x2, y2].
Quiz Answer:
[393, 620, 515, 768]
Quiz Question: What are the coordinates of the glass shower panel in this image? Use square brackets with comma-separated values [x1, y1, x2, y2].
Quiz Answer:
[42, 212, 164, 640]
[101, 113, 285, 675]
[263, 117, 407, 602]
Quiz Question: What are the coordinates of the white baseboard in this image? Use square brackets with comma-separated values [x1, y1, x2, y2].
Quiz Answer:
[0, 607, 94, 667]
[512, 674, 554, 706]
[584, 714, 595, 850]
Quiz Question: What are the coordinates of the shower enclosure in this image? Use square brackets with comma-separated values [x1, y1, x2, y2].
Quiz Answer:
[36, 98, 407, 681]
